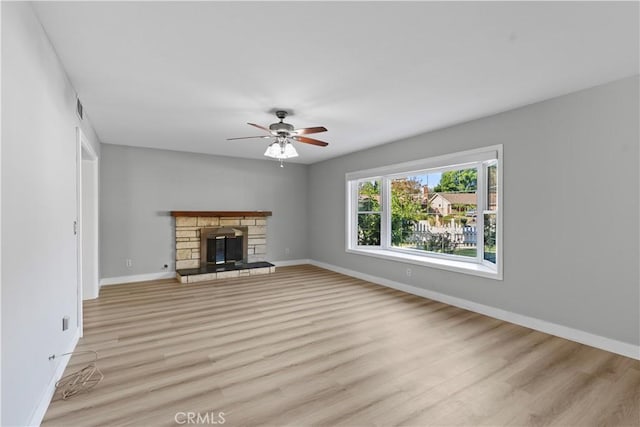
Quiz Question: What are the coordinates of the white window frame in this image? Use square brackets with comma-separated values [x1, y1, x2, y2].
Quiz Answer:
[346, 145, 503, 280]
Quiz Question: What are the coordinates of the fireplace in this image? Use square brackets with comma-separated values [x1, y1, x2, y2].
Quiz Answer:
[172, 211, 275, 283]
[200, 227, 248, 267]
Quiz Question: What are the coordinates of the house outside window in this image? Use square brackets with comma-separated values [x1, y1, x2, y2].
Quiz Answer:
[346, 145, 502, 279]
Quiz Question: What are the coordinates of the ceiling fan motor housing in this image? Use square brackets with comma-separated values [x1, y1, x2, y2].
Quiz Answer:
[269, 122, 294, 135]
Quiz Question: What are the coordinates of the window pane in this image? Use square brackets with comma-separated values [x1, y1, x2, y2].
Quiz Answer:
[358, 180, 380, 212]
[487, 163, 497, 211]
[390, 170, 477, 258]
[357, 213, 380, 246]
[484, 213, 497, 264]
[390, 177, 422, 247]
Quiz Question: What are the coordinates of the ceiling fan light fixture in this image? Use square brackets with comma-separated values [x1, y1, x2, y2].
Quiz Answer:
[264, 140, 298, 160]
[282, 141, 298, 158]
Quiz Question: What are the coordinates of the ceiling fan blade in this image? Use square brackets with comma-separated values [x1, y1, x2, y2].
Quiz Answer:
[292, 135, 329, 147]
[226, 135, 272, 141]
[293, 126, 327, 135]
[247, 123, 271, 133]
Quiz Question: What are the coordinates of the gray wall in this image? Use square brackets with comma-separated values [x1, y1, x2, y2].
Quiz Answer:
[100, 145, 309, 278]
[308, 76, 639, 346]
[1, 3, 101, 425]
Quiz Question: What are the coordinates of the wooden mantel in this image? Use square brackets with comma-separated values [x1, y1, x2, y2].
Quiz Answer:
[170, 211, 272, 217]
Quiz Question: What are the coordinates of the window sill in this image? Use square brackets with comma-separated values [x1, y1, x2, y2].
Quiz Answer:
[346, 247, 502, 280]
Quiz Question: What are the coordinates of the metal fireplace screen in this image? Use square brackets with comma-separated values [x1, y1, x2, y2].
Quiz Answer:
[200, 227, 248, 266]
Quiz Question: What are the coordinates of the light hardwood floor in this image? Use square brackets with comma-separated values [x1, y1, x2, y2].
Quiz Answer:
[43, 265, 639, 426]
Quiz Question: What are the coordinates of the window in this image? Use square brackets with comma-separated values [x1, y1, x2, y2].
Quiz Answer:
[346, 145, 502, 279]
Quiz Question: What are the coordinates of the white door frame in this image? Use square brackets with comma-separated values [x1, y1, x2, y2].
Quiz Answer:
[76, 127, 99, 336]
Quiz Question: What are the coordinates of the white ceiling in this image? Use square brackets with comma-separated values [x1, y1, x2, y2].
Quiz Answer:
[33, 1, 638, 164]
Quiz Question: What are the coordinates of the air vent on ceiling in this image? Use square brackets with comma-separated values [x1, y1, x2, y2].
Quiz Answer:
[76, 97, 84, 120]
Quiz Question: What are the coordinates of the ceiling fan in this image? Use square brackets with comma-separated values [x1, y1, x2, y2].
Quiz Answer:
[227, 110, 329, 166]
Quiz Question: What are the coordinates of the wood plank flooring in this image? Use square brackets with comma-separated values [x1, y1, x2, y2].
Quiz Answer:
[43, 265, 639, 426]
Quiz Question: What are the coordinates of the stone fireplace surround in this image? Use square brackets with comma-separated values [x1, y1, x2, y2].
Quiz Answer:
[172, 211, 275, 283]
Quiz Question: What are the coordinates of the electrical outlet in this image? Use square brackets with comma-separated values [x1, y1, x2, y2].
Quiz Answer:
[406, 268, 412, 277]
[125, 259, 132, 267]
[285, 247, 290, 256]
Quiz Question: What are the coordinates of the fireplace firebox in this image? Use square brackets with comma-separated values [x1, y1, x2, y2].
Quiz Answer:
[200, 227, 248, 266]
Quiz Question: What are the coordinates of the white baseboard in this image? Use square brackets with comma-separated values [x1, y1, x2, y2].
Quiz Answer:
[100, 271, 176, 286]
[272, 259, 311, 267]
[28, 328, 81, 427]
[308, 260, 640, 360]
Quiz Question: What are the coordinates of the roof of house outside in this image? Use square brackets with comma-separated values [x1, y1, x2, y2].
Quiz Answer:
[429, 192, 477, 205]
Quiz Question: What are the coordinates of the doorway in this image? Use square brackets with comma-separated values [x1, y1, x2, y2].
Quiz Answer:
[77, 128, 99, 336]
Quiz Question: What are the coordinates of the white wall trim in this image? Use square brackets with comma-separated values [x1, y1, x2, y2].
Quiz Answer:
[100, 271, 176, 286]
[308, 260, 640, 360]
[272, 259, 311, 267]
[27, 328, 80, 427]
